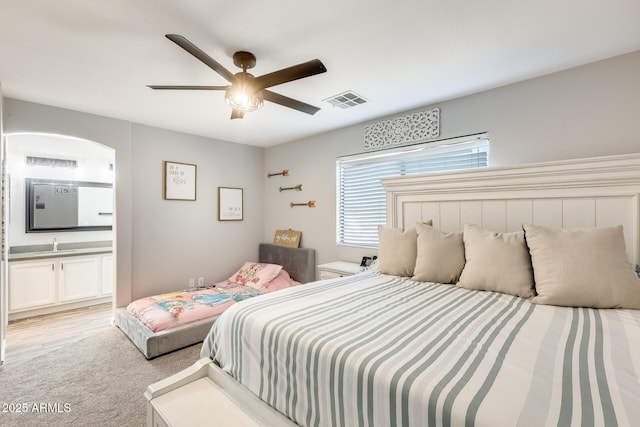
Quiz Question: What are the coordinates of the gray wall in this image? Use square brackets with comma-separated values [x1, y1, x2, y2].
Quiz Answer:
[264, 50, 640, 266]
[130, 124, 264, 299]
[3, 99, 264, 303]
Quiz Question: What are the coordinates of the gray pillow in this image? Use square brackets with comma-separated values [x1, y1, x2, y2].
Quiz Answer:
[457, 224, 535, 298]
[524, 224, 640, 309]
[412, 223, 465, 284]
[378, 221, 432, 277]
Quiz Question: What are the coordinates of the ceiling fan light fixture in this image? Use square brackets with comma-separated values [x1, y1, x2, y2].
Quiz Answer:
[225, 85, 263, 112]
[150, 35, 326, 118]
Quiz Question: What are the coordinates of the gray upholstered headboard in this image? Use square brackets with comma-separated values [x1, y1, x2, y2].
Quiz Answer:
[259, 243, 316, 283]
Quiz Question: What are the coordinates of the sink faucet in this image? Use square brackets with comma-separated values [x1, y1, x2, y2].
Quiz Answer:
[53, 238, 58, 252]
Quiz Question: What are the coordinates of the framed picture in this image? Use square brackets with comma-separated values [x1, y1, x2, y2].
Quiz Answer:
[218, 187, 243, 221]
[164, 161, 197, 201]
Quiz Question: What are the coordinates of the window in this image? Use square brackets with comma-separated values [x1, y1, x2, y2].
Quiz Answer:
[336, 135, 489, 248]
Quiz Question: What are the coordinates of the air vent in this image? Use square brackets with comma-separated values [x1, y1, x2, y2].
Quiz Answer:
[324, 91, 368, 109]
[26, 156, 77, 169]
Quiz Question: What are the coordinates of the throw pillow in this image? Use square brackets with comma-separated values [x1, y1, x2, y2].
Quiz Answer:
[377, 221, 432, 277]
[457, 224, 535, 298]
[228, 262, 283, 289]
[524, 224, 640, 309]
[412, 223, 465, 284]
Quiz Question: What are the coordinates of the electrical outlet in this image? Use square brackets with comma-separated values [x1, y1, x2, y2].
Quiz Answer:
[188, 278, 195, 288]
[198, 277, 204, 287]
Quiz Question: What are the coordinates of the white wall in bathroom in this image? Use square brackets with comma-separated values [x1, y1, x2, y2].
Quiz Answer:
[6, 133, 114, 247]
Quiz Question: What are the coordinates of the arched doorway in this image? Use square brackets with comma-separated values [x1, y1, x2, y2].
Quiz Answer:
[1, 132, 116, 365]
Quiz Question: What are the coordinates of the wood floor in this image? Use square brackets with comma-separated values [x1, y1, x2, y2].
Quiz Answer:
[2, 303, 113, 368]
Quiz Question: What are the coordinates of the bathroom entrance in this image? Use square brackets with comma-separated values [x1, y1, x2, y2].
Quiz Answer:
[1, 133, 116, 365]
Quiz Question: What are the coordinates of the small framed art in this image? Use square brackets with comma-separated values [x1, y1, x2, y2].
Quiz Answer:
[164, 161, 197, 201]
[218, 187, 243, 221]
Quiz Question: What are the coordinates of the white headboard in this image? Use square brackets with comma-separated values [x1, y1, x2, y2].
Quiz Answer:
[382, 152, 640, 265]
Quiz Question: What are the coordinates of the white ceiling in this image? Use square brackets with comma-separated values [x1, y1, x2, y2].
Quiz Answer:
[1, 1, 639, 147]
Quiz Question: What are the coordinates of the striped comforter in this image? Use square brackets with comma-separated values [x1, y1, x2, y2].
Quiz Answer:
[201, 272, 640, 427]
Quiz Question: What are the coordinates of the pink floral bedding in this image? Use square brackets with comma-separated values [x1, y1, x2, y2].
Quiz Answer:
[127, 269, 299, 332]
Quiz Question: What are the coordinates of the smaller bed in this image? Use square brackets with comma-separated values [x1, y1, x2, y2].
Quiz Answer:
[115, 243, 316, 359]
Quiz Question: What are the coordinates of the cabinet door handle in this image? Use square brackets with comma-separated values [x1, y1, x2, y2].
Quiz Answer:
[61, 263, 64, 270]
[51, 263, 54, 271]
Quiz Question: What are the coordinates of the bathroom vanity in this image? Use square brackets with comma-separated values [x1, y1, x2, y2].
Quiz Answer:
[8, 242, 113, 321]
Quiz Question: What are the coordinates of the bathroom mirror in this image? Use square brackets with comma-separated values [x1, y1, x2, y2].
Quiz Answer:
[26, 178, 113, 232]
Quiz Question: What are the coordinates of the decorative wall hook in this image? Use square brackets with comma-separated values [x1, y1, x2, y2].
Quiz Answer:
[279, 184, 302, 192]
[267, 169, 289, 178]
[290, 200, 316, 208]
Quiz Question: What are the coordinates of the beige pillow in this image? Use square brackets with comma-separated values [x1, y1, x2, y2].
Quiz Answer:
[524, 224, 640, 309]
[412, 223, 465, 284]
[378, 221, 431, 277]
[457, 224, 535, 298]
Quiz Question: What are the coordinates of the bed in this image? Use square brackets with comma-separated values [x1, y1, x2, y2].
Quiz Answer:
[115, 243, 316, 359]
[147, 152, 640, 426]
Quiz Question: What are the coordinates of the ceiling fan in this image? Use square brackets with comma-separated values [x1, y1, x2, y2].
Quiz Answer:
[148, 34, 327, 120]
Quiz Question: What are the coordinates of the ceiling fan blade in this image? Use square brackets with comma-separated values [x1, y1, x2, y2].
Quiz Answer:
[230, 109, 245, 120]
[147, 85, 227, 90]
[253, 59, 326, 90]
[263, 90, 321, 115]
[165, 34, 235, 83]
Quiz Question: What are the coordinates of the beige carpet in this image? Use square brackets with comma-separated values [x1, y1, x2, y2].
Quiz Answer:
[0, 326, 202, 427]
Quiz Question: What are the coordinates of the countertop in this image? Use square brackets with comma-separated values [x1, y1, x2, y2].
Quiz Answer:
[8, 241, 112, 261]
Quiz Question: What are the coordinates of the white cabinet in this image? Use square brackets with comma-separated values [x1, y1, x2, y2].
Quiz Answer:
[58, 256, 101, 302]
[8, 252, 113, 318]
[8, 260, 57, 311]
[317, 261, 362, 280]
[101, 254, 113, 295]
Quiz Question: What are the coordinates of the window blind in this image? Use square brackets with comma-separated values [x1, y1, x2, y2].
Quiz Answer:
[336, 137, 489, 248]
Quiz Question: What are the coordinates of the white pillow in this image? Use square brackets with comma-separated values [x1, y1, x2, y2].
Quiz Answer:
[412, 223, 465, 284]
[377, 221, 432, 277]
[457, 224, 535, 298]
[524, 224, 640, 309]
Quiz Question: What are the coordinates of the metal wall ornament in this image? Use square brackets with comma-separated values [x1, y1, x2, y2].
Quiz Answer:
[279, 184, 302, 192]
[363, 107, 440, 150]
[267, 169, 289, 178]
[290, 200, 316, 208]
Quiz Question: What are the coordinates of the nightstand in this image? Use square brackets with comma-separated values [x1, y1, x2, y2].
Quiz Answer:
[317, 261, 362, 280]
